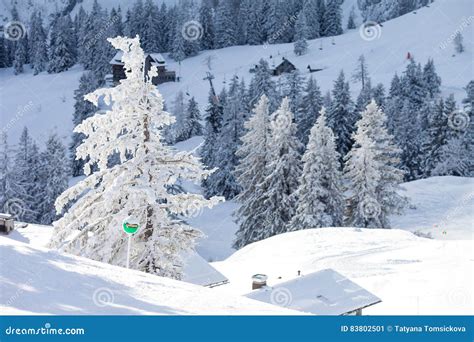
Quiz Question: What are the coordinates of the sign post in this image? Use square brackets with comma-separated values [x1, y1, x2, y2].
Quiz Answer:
[122, 217, 140, 269]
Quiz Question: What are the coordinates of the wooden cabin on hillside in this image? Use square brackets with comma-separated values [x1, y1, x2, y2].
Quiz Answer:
[110, 51, 176, 86]
[272, 57, 297, 76]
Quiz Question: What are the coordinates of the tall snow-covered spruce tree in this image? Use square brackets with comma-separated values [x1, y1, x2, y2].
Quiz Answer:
[233, 95, 271, 249]
[289, 108, 344, 230]
[49, 37, 222, 279]
[344, 100, 406, 228]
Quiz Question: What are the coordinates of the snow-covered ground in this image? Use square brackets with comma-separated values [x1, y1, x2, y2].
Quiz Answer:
[392, 176, 474, 240]
[212, 228, 474, 315]
[1, 0, 472, 144]
[0, 236, 300, 315]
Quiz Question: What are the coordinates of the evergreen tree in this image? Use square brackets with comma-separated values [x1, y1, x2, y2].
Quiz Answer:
[258, 97, 302, 237]
[205, 76, 245, 199]
[294, 11, 309, 56]
[214, 0, 237, 48]
[175, 97, 203, 142]
[37, 133, 69, 224]
[303, 0, 321, 39]
[327, 70, 355, 158]
[49, 37, 221, 279]
[0, 132, 24, 219]
[70, 72, 101, 176]
[248, 59, 278, 111]
[48, 15, 76, 73]
[289, 108, 344, 230]
[13, 36, 26, 75]
[199, 0, 215, 50]
[345, 101, 405, 228]
[401, 59, 427, 109]
[322, 0, 343, 37]
[422, 58, 441, 99]
[347, 6, 357, 29]
[201, 87, 225, 169]
[282, 70, 304, 117]
[422, 99, 448, 176]
[372, 83, 386, 109]
[352, 55, 370, 90]
[0, 38, 7, 68]
[233, 95, 272, 249]
[29, 11, 48, 75]
[298, 76, 323, 145]
[12, 128, 41, 223]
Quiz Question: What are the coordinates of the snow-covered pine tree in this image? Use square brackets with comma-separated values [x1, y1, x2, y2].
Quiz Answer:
[141, 0, 160, 53]
[398, 99, 423, 180]
[422, 58, 441, 99]
[372, 83, 386, 109]
[12, 35, 26, 75]
[0, 132, 24, 218]
[49, 36, 222, 279]
[175, 97, 203, 142]
[214, 0, 237, 48]
[421, 99, 447, 176]
[344, 123, 383, 228]
[354, 78, 373, 119]
[204, 76, 245, 199]
[282, 70, 304, 118]
[347, 6, 357, 29]
[303, 0, 320, 39]
[70, 71, 102, 177]
[327, 70, 355, 158]
[289, 107, 344, 230]
[322, 0, 343, 37]
[48, 15, 76, 73]
[294, 11, 309, 56]
[401, 58, 427, 109]
[352, 55, 370, 90]
[353, 100, 406, 222]
[233, 95, 272, 249]
[201, 87, 225, 169]
[167, 91, 186, 143]
[258, 97, 302, 237]
[37, 133, 69, 224]
[298, 76, 323, 145]
[248, 59, 279, 111]
[199, 0, 215, 50]
[29, 11, 48, 75]
[12, 128, 41, 223]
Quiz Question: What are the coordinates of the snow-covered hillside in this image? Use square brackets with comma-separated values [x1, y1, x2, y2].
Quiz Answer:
[1, 0, 472, 144]
[391, 176, 473, 240]
[0, 236, 300, 315]
[187, 175, 473, 261]
[212, 228, 474, 315]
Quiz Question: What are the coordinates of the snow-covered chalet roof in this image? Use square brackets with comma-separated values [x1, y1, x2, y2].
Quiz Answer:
[245, 268, 381, 315]
[181, 251, 228, 287]
[110, 51, 166, 66]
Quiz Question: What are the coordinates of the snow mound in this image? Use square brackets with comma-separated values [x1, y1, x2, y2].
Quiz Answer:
[392, 176, 473, 240]
[0, 237, 300, 315]
[213, 228, 474, 315]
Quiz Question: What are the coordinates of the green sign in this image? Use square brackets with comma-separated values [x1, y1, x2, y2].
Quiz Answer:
[123, 217, 140, 235]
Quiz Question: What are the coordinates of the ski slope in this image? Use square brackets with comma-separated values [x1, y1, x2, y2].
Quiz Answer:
[0, 236, 300, 315]
[1, 0, 472, 144]
[212, 228, 474, 315]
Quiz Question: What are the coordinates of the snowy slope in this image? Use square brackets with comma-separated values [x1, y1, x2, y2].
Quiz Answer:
[212, 228, 474, 315]
[392, 176, 473, 240]
[1, 0, 472, 144]
[0, 236, 301, 315]
[0, 64, 83, 145]
[158, 0, 473, 111]
[187, 176, 474, 261]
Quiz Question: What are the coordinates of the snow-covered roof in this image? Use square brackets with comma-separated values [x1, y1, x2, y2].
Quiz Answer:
[110, 51, 124, 65]
[0, 213, 13, 220]
[148, 53, 166, 66]
[245, 269, 381, 315]
[181, 251, 228, 287]
[110, 51, 167, 66]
